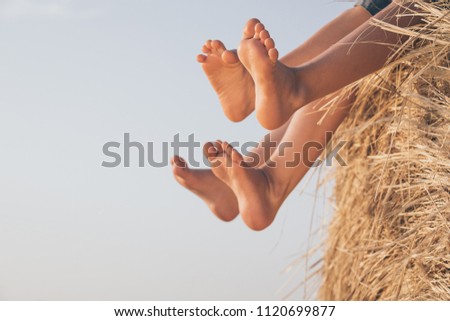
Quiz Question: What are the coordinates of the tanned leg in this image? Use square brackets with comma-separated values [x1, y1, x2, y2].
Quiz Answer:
[239, 2, 426, 129]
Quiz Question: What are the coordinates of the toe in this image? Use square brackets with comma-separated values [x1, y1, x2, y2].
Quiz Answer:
[242, 18, 261, 39]
[254, 23, 265, 38]
[222, 50, 239, 64]
[221, 142, 244, 165]
[220, 142, 235, 168]
[203, 142, 217, 160]
[264, 38, 275, 50]
[214, 140, 224, 155]
[222, 141, 234, 156]
[259, 29, 270, 42]
[231, 148, 244, 164]
[207, 141, 225, 168]
[196, 54, 207, 63]
[201, 44, 211, 54]
[268, 48, 279, 63]
[171, 156, 191, 186]
[211, 40, 226, 55]
[172, 155, 187, 168]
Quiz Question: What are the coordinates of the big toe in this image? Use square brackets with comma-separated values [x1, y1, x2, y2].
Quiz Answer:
[242, 18, 261, 39]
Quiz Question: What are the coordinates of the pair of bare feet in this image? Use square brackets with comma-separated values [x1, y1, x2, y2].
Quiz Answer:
[197, 18, 303, 129]
[172, 19, 298, 231]
[171, 140, 283, 231]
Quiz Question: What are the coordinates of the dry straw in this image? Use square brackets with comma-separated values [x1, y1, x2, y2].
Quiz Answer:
[314, 1, 450, 300]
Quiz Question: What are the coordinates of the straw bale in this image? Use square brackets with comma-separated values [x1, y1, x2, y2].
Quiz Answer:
[318, 1, 450, 300]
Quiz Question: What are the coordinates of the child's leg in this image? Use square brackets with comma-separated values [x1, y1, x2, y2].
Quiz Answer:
[207, 91, 354, 230]
[244, 116, 292, 167]
[239, 2, 428, 129]
[198, 6, 370, 123]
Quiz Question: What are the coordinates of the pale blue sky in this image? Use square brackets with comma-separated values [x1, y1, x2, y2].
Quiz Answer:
[0, 0, 353, 300]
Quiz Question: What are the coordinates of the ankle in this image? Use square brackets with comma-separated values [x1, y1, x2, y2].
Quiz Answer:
[292, 67, 310, 109]
[260, 167, 288, 206]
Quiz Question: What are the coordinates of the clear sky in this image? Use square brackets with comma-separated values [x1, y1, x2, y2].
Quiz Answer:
[0, 0, 353, 300]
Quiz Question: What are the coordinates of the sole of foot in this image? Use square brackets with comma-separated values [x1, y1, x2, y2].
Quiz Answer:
[197, 25, 260, 122]
[238, 19, 303, 130]
[171, 154, 239, 222]
[206, 140, 284, 231]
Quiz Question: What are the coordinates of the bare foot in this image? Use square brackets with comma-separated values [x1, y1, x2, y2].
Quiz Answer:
[238, 20, 304, 130]
[197, 20, 261, 122]
[207, 141, 285, 231]
[171, 154, 239, 222]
